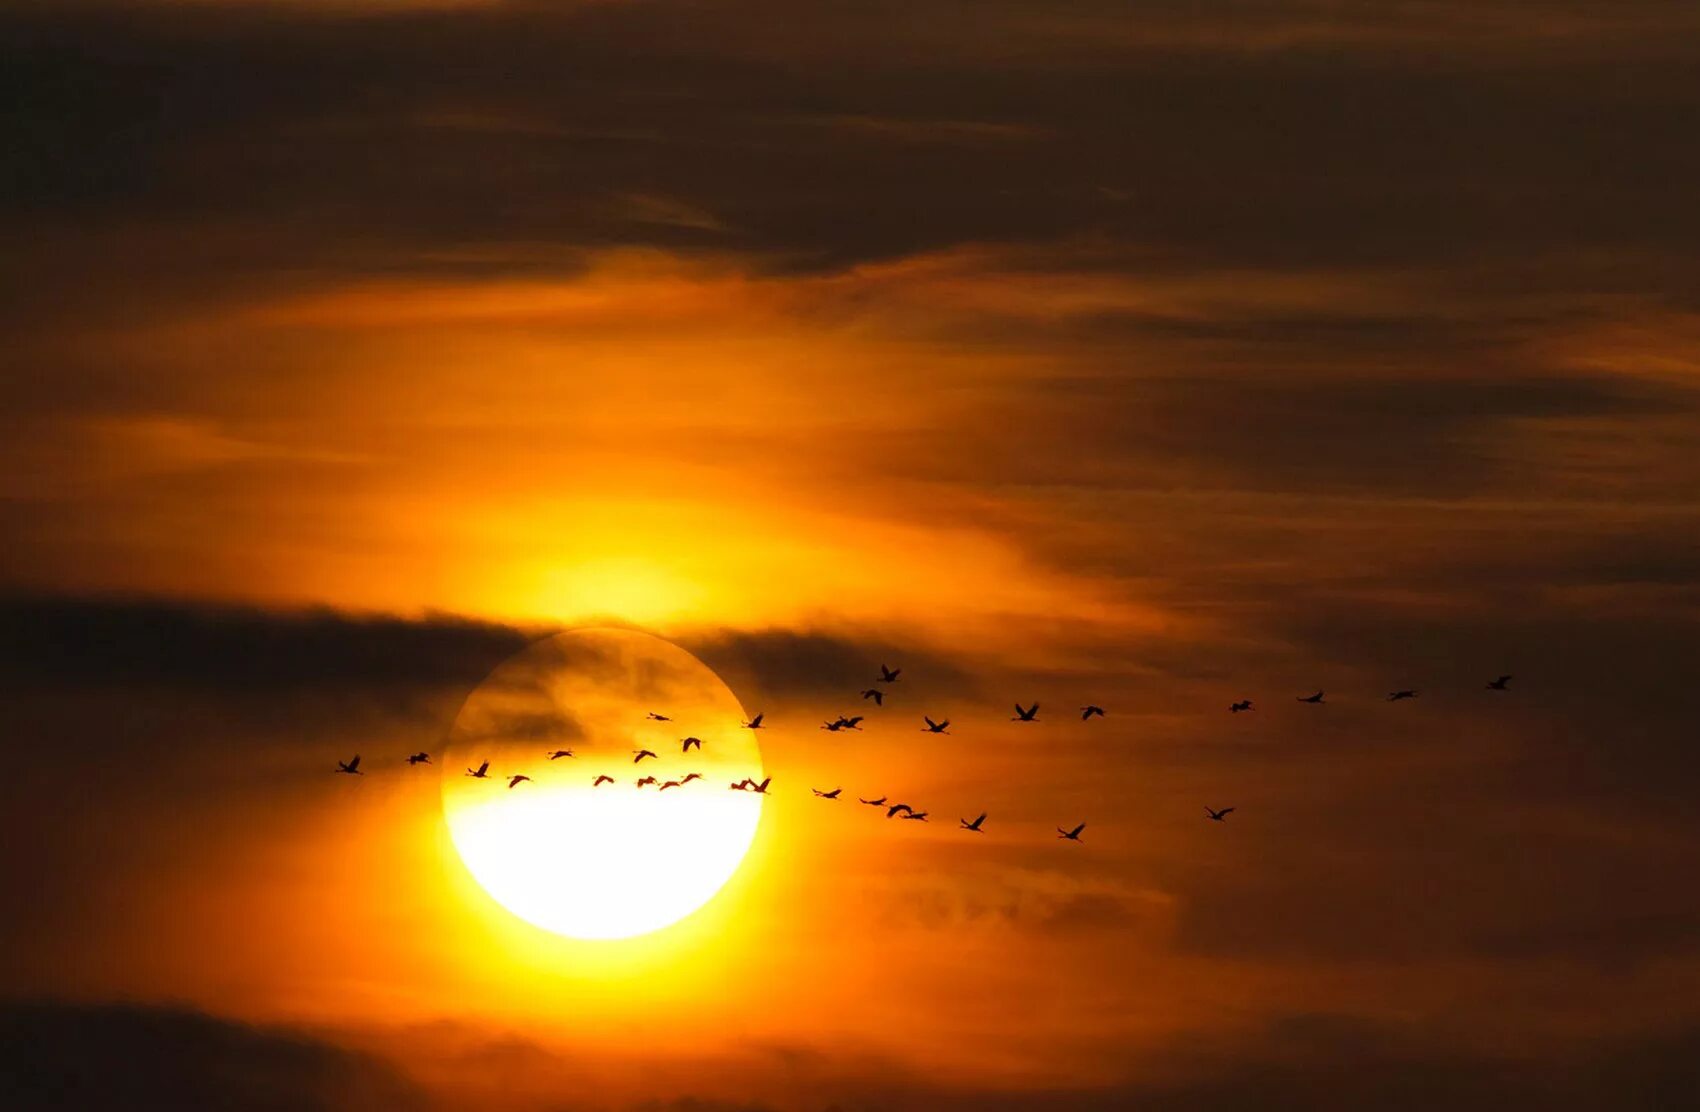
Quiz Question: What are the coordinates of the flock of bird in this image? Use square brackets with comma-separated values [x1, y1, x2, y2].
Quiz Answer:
[334, 661, 1518, 842]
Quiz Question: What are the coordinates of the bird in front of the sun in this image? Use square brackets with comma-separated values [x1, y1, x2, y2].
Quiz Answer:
[406, 752, 431, 765]
[1230, 699, 1253, 713]
[921, 716, 950, 734]
[813, 787, 842, 799]
[1058, 822, 1086, 841]
[507, 774, 530, 789]
[860, 794, 887, 807]
[1012, 702, 1040, 722]
[646, 711, 671, 721]
[1487, 674, 1513, 691]
[1387, 689, 1418, 702]
[1297, 690, 1325, 704]
[547, 749, 574, 760]
[659, 780, 683, 791]
[636, 775, 658, 789]
[742, 712, 765, 729]
[961, 812, 987, 832]
[466, 760, 490, 779]
[680, 772, 703, 785]
[879, 664, 901, 683]
[681, 736, 703, 752]
[633, 748, 658, 763]
[860, 688, 884, 706]
[1205, 805, 1235, 822]
[593, 774, 615, 787]
[729, 778, 750, 791]
[1080, 705, 1105, 720]
[748, 777, 772, 794]
[336, 755, 362, 775]
[886, 802, 914, 818]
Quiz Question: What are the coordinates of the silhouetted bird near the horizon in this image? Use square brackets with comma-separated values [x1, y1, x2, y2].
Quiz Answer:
[547, 749, 574, 760]
[466, 761, 490, 779]
[1387, 690, 1418, 702]
[961, 812, 986, 832]
[507, 774, 530, 789]
[1080, 705, 1104, 720]
[659, 780, 682, 791]
[879, 664, 901, 683]
[1205, 806, 1235, 822]
[743, 713, 764, 729]
[1487, 675, 1513, 690]
[886, 803, 914, 818]
[860, 795, 887, 806]
[749, 777, 771, 794]
[406, 752, 431, 765]
[921, 716, 950, 734]
[633, 749, 658, 763]
[1012, 702, 1040, 722]
[336, 755, 362, 775]
[821, 719, 845, 732]
[593, 774, 615, 787]
[636, 775, 657, 788]
[901, 811, 929, 822]
[1298, 691, 1325, 704]
[839, 715, 864, 730]
[813, 787, 842, 799]
[647, 712, 670, 722]
[1230, 700, 1253, 713]
[681, 773, 703, 784]
[681, 736, 703, 752]
[861, 689, 884, 705]
[1058, 823, 1085, 841]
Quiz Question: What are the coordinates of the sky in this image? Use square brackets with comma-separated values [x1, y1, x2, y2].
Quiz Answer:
[3, 1, 1700, 1108]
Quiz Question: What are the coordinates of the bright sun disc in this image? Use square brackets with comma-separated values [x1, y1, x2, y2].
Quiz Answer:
[441, 627, 763, 940]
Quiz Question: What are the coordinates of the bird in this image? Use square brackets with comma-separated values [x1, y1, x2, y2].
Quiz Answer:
[879, 664, 901, 683]
[336, 755, 362, 775]
[821, 719, 845, 732]
[547, 749, 574, 760]
[1387, 690, 1417, 702]
[901, 811, 929, 822]
[405, 752, 431, 765]
[466, 761, 490, 779]
[1058, 823, 1086, 841]
[839, 715, 864, 730]
[860, 795, 887, 806]
[646, 712, 671, 722]
[961, 812, 986, 832]
[860, 689, 884, 705]
[1229, 699, 1253, 713]
[1297, 691, 1325, 704]
[633, 749, 658, 763]
[1487, 674, 1513, 691]
[886, 803, 914, 818]
[507, 774, 530, 789]
[1012, 702, 1040, 722]
[681, 736, 703, 752]
[680, 772, 703, 784]
[748, 777, 772, 794]
[921, 716, 950, 734]
[813, 787, 842, 799]
[1205, 805, 1235, 822]
[659, 780, 682, 791]
[743, 713, 764, 729]
[1080, 705, 1105, 720]
[636, 775, 657, 788]
[593, 774, 615, 787]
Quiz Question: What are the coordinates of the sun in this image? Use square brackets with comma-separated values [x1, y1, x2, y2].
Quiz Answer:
[440, 627, 764, 940]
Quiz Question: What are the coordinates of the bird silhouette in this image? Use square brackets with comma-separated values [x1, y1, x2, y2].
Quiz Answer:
[812, 787, 842, 799]
[821, 719, 845, 732]
[636, 775, 658, 788]
[1229, 699, 1253, 713]
[748, 777, 772, 794]
[921, 716, 950, 734]
[860, 689, 884, 705]
[879, 664, 901, 683]
[1012, 702, 1040, 722]
[1297, 691, 1325, 704]
[860, 795, 887, 806]
[633, 749, 658, 763]
[680, 772, 703, 784]
[659, 780, 682, 791]
[1080, 705, 1105, 720]
[901, 811, 929, 822]
[507, 774, 530, 789]
[886, 803, 914, 818]
[961, 812, 986, 832]
[1057, 823, 1086, 841]
[547, 749, 574, 760]
[647, 712, 670, 722]
[406, 752, 431, 765]
[466, 761, 490, 779]
[593, 774, 615, 787]
[681, 736, 703, 752]
[1387, 690, 1418, 702]
[1487, 675, 1513, 690]
[335, 755, 362, 775]
[840, 715, 864, 730]
[1205, 805, 1235, 822]
[743, 713, 765, 729]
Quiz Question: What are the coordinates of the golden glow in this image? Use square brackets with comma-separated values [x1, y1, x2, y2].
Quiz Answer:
[440, 627, 763, 940]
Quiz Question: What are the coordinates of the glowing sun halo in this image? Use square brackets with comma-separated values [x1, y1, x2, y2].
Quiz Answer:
[441, 627, 764, 940]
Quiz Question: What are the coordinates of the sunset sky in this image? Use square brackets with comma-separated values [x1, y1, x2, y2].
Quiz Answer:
[4, 2, 1700, 1108]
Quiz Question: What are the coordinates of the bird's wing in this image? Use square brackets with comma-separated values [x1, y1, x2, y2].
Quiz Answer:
[1221, 808, 1235, 815]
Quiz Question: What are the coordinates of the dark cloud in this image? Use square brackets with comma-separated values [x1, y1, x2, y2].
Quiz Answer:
[683, 628, 979, 709]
